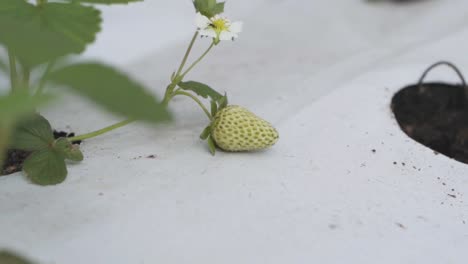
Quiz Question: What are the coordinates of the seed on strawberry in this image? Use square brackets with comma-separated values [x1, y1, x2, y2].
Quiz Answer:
[209, 105, 279, 152]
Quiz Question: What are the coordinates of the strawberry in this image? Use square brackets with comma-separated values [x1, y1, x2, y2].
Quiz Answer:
[201, 105, 279, 154]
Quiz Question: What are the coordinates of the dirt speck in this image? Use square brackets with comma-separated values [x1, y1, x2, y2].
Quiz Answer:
[395, 222, 407, 230]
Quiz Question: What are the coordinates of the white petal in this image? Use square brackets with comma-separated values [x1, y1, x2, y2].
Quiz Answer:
[199, 28, 217, 38]
[219, 31, 237, 41]
[195, 12, 211, 29]
[229, 21, 243, 34]
[211, 15, 222, 22]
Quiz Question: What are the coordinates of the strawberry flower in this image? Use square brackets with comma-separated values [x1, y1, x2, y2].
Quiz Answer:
[195, 12, 243, 44]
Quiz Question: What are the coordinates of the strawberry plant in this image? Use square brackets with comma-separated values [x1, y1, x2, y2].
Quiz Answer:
[0, 0, 279, 186]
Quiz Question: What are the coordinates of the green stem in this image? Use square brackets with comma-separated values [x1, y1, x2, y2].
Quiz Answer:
[162, 82, 177, 107]
[8, 49, 18, 92]
[67, 33, 213, 142]
[35, 60, 55, 95]
[0, 126, 10, 170]
[22, 64, 30, 90]
[180, 42, 214, 78]
[162, 32, 199, 107]
[68, 119, 135, 142]
[175, 31, 199, 77]
[161, 40, 216, 120]
[173, 90, 213, 120]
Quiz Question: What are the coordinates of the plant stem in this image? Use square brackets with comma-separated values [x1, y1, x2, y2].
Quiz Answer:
[173, 90, 213, 120]
[69, 33, 215, 142]
[162, 32, 200, 107]
[0, 126, 10, 169]
[162, 40, 216, 120]
[176, 32, 199, 77]
[68, 119, 135, 142]
[162, 82, 177, 107]
[36, 60, 56, 95]
[181, 42, 214, 78]
[8, 49, 18, 92]
[22, 65, 30, 90]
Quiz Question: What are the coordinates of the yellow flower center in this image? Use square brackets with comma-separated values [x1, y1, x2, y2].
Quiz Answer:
[211, 18, 229, 33]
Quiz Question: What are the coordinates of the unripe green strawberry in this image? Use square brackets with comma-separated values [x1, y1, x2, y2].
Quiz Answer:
[210, 105, 279, 152]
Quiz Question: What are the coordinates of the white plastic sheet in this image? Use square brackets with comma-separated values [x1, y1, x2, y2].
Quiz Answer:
[1, 0, 468, 263]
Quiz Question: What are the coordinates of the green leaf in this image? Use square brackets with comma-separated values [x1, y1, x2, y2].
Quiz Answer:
[0, 0, 101, 66]
[48, 62, 171, 123]
[0, 251, 35, 264]
[210, 100, 218, 116]
[54, 138, 84, 161]
[206, 0, 216, 8]
[0, 92, 54, 124]
[193, 0, 208, 14]
[207, 135, 216, 155]
[0, 92, 52, 165]
[64, 0, 142, 4]
[200, 125, 211, 140]
[10, 114, 54, 151]
[193, 0, 224, 17]
[212, 2, 225, 15]
[178, 81, 223, 102]
[23, 149, 67, 185]
[218, 94, 228, 110]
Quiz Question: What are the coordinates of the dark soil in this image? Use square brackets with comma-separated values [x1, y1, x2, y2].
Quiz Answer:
[392, 82, 468, 164]
[1, 131, 81, 176]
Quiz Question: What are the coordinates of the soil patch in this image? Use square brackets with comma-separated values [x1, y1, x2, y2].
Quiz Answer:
[1, 131, 81, 175]
[392, 82, 468, 164]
